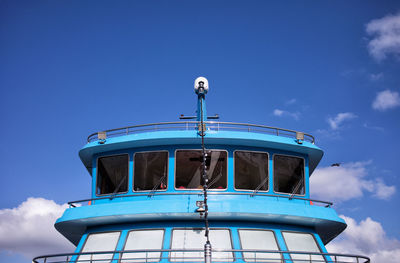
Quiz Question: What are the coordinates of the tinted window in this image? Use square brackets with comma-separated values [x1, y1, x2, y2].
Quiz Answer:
[79, 232, 120, 263]
[122, 229, 164, 262]
[170, 228, 233, 262]
[175, 150, 227, 189]
[96, 155, 129, 195]
[273, 155, 304, 195]
[239, 229, 280, 262]
[134, 152, 168, 191]
[235, 151, 269, 191]
[282, 232, 324, 263]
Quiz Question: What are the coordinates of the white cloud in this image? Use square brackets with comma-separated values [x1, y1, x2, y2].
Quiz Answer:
[372, 90, 400, 111]
[366, 12, 400, 61]
[0, 197, 75, 259]
[327, 215, 400, 263]
[310, 161, 395, 202]
[285, 98, 297, 105]
[272, 109, 300, 120]
[327, 112, 357, 130]
[363, 122, 384, 132]
[373, 178, 396, 200]
[273, 109, 284, 116]
[369, 72, 384, 81]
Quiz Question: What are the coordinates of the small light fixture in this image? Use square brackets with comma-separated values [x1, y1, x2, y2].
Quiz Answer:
[98, 132, 106, 144]
[196, 200, 205, 217]
[296, 132, 304, 144]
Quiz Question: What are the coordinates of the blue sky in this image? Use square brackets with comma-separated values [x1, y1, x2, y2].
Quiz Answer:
[1, 1, 400, 262]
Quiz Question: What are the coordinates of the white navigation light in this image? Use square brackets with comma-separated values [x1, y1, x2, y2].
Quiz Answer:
[194, 77, 209, 95]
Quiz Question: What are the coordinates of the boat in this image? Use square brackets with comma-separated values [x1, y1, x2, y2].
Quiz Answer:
[33, 77, 370, 263]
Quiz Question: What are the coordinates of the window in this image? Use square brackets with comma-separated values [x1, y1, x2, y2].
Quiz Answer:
[78, 232, 120, 263]
[235, 151, 269, 191]
[122, 229, 164, 262]
[170, 228, 233, 262]
[273, 155, 304, 195]
[134, 151, 168, 191]
[175, 150, 227, 190]
[282, 232, 324, 263]
[96, 155, 129, 195]
[238, 229, 281, 262]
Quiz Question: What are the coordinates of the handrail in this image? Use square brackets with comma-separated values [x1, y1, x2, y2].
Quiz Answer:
[87, 121, 315, 144]
[32, 248, 370, 263]
[68, 192, 333, 208]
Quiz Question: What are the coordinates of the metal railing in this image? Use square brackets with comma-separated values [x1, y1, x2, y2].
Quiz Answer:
[32, 249, 370, 263]
[67, 192, 333, 208]
[87, 121, 315, 144]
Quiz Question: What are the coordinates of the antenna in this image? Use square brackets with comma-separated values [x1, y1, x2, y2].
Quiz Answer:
[194, 76, 212, 263]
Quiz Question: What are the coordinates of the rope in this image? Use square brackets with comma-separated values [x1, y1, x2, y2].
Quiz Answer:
[199, 94, 210, 243]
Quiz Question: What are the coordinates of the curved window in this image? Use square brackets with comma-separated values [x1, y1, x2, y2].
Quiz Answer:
[238, 229, 280, 262]
[133, 151, 168, 191]
[282, 232, 324, 263]
[170, 228, 233, 262]
[235, 151, 269, 191]
[96, 154, 129, 195]
[78, 231, 120, 263]
[273, 155, 304, 195]
[175, 150, 227, 190]
[122, 229, 164, 262]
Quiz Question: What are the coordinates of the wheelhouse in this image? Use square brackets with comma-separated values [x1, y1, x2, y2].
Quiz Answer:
[33, 79, 370, 263]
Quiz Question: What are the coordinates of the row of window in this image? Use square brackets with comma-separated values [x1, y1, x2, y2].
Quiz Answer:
[79, 228, 324, 262]
[96, 150, 305, 196]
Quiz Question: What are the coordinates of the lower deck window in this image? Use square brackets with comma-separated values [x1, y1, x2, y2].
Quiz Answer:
[175, 150, 227, 189]
[273, 155, 305, 195]
[78, 232, 120, 263]
[170, 228, 233, 261]
[238, 229, 280, 262]
[96, 154, 128, 195]
[122, 229, 164, 262]
[282, 232, 324, 263]
[235, 151, 269, 191]
[134, 151, 168, 191]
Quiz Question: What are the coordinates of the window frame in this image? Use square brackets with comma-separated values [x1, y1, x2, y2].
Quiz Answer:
[238, 228, 281, 262]
[169, 227, 234, 262]
[174, 149, 229, 191]
[133, 150, 169, 193]
[79, 231, 122, 261]
[122, 228, 165, 262]
[281, 230, 325, 263]
[95, 153, 130, 197]
[233, 150, 270, 192]
[272, 154, 306, 196]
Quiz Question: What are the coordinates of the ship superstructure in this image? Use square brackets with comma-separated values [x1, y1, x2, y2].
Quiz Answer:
[33, 78, 370, 263]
